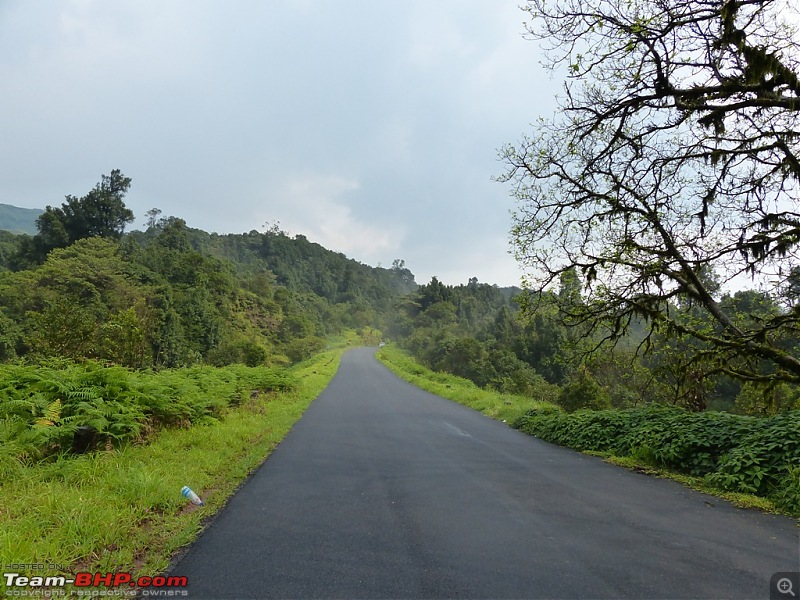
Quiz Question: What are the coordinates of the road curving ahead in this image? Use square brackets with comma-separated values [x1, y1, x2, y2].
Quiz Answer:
[170, 347, 798, 599]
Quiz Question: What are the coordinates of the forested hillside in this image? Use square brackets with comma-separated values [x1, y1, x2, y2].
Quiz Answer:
[1, 170, 799, 522]
[0, 172, 415, 368]
[388, 274, 800, 416]
[3, 171, 798, 418]
[0, 203, 42, 235]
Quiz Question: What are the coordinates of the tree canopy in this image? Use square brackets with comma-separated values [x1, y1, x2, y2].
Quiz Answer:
[19, 170, 134, 265]
[500, 0, 800, 384]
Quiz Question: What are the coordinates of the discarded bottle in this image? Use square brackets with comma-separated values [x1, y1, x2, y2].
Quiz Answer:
[181, 485, 204, 506]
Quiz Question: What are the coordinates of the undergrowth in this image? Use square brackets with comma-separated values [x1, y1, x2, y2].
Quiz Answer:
[0, 348, 344, 589]
[0, 361, 294, 470]
[378, 344, 800, 517]
[514, 405, 800, 516]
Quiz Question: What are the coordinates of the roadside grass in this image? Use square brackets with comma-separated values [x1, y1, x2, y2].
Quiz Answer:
[0, 348, 344, 589]
[376, 344, 558, 424]
[377, 345, 799, 519]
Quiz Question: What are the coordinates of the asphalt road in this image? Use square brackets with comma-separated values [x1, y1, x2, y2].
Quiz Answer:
[170, 348, 799, 599]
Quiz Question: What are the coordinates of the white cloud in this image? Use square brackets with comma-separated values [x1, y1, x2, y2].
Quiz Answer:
[0, 0, 548, 287]
[270, 174, 405, 262]
[410, 234, 524, 288]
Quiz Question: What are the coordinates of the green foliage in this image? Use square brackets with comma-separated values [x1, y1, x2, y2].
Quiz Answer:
[557, 368, 611, 412]
[734, 382, 800, 416]
[206, 338, 269, 367]
[377, 344, 559, 424]
[0, 348, 344, 582]
[1, 174, 416, 369]
[0, 238, 152, 364]
[1, 202, 408, 367]
[393, 277, 565, 395]
[514, 405, 800, 512]
[0, 309, 22, 361]
[487, 350, 548, 396]
[99, 306, 150, 368]
[0, 361, 296, 461]
[587, 349, 670, 408]
[186, 227, 417, 306]
[19, 170, 134, 264]
[0, 230, 27, 271]
[707, 412, 800, 499]
[285, 336, 327, 363]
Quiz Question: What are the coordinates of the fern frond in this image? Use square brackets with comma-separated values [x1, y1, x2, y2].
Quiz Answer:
[34, 399, 62, 426]
[66, 389, 101, 401]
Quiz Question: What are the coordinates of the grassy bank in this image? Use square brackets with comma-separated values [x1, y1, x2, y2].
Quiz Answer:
[0, 348, 344, 588]
[376, 344, 558, 424]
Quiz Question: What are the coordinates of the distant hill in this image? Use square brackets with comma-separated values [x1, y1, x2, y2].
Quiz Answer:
[126, 224, 418, 305]
[0, 203, 42, 235]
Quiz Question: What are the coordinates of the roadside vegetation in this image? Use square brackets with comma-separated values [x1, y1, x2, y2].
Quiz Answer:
[387, 276, 800, 415]
[515, 405, 800, 516]
[377, 344, 558, 424]
[0, 172, 404, 588]
[0, 348, 344, 589]
[378, 345, 800, 518]
[373, 0, 800, 518]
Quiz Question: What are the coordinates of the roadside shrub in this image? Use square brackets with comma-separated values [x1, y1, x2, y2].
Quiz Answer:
[557, 369, 611, 412]
[285, 336, 326, 363]
[0, 361, 296, 461]
[207, 338, 269, 367]
[514, 404, 800, 511]
[514, 407, 628, 452]
[774, 467, 800, 514]
[620, 407, 760, 475]
[489, 352, 552, 397]
[707, 412, 800, 496]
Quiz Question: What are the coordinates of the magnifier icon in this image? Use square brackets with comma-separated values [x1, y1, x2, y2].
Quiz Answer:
[778, 578, 797, 597]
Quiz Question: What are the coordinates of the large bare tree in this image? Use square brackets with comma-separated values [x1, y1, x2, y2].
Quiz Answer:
[500, 0, 800, 383]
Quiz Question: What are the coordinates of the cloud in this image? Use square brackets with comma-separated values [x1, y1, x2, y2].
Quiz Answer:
[270, 174, 405, 262]
[0, 0, 553, 287]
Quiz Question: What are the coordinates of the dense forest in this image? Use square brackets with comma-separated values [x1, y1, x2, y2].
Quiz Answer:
[388, 274, 800, 416]
[0, 171, 415, 369]
[1, 170, 798, 419]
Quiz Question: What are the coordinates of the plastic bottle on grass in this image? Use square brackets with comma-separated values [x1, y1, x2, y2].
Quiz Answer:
[181, 485, 204, 506]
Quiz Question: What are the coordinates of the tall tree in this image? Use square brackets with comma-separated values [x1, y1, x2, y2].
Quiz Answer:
[22, 170, 134, 263]
[500, 0, 800, 383]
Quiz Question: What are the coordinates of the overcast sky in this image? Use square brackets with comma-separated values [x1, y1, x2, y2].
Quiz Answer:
[0, 0, 559, 286]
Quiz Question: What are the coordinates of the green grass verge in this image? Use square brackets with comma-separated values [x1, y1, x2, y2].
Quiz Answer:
[376, 344, 558, 424]
[0, 348, 344, 589]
